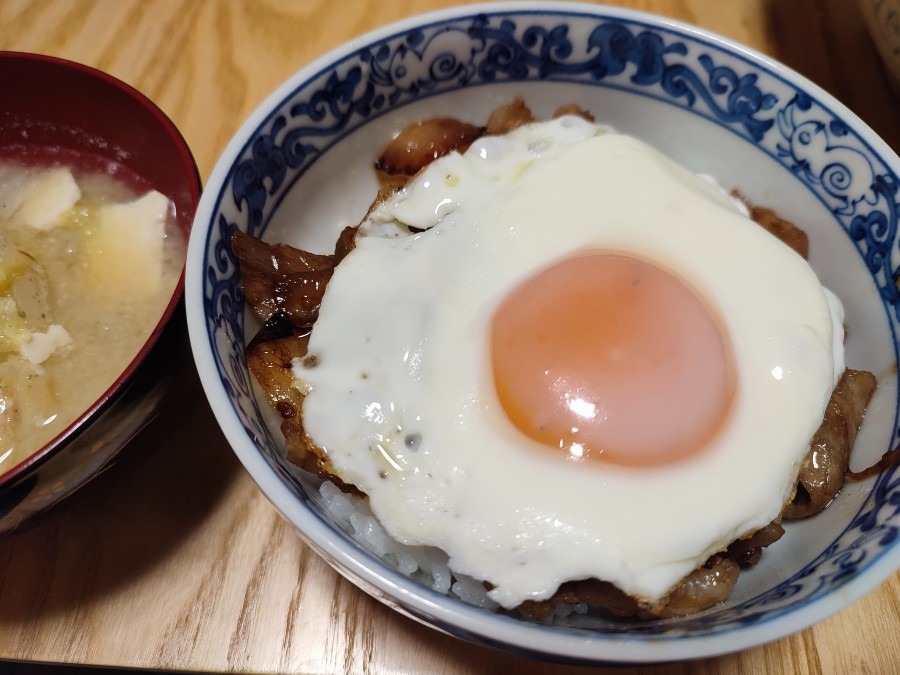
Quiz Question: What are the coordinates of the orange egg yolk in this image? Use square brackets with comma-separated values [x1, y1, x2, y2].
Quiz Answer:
[490, 253, 735, 466]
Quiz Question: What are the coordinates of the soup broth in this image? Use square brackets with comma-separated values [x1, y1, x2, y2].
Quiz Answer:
[0, 159, 185, 472]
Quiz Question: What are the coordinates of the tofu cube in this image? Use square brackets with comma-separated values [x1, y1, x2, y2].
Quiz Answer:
[16, 167, 82, 231]
[86, 190, 170, 297]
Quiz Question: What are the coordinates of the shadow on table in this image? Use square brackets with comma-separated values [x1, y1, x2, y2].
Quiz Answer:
[0, 363, 243, 620]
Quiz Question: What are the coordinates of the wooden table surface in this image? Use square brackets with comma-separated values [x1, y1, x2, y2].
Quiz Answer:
[1, 1, 899, 673]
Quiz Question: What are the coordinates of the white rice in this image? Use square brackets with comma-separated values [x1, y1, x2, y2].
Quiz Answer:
[317, 479, 499, 610]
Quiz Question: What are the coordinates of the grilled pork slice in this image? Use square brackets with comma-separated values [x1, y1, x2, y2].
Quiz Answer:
[745, 203, 809, 259]
[232, 229, 335, 327]
[785, 368, 878, 518]
[375, 118, 483, 176]
[245, 331, 361, 495]
[374, 99, 596, 177]
[521, 555, 741, 620]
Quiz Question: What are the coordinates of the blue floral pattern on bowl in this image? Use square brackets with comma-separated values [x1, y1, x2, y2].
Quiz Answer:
[191, 4, 900, 661]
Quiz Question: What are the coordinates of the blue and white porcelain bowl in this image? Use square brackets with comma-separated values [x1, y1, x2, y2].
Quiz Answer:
[186, 2, 900, 663]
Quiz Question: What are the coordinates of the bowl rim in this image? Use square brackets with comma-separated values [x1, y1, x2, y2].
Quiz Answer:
[186, 0, 900, 663]
[0, 51, 202, 489]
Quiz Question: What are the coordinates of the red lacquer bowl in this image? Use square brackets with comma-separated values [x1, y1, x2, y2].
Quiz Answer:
[0, 52, 202, 533]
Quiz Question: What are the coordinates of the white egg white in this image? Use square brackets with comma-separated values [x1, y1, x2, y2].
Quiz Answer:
[294, 117, 842, 608]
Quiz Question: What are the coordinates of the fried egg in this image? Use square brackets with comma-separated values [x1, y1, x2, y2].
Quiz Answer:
[293, 116, 844, 608]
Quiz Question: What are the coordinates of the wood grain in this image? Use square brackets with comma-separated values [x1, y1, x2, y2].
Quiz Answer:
[0, 1, 898, 673]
